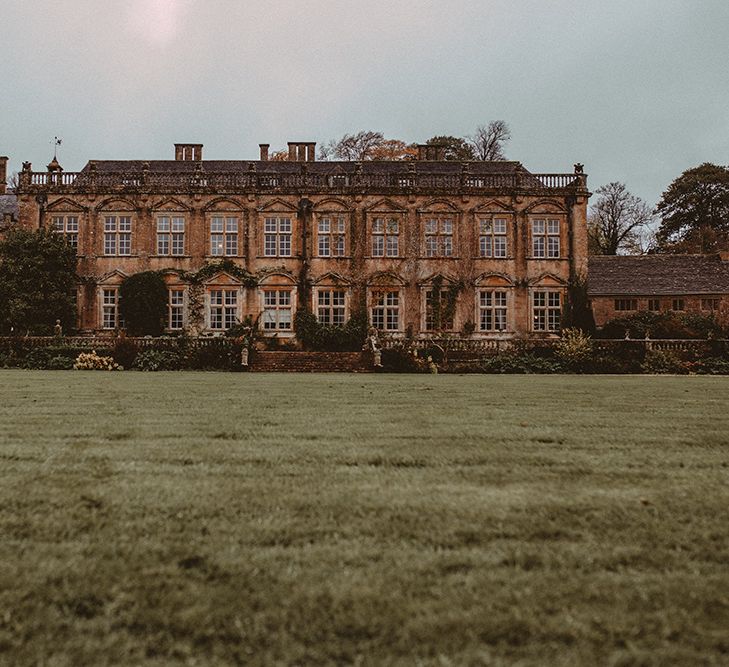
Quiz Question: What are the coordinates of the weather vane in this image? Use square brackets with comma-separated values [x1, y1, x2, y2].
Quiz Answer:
[51, 136, 62, 160]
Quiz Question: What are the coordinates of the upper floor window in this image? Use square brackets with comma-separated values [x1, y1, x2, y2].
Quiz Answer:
[317, 289, 346, 326]
[533, 291, 561, 332]
[372, 218, 399, 257]
[531, 219, 560, 258]
[104, 215, 132, 256]
[157, 216, 185, 256]
[264, 217, 292, 257]
[371, 290, 400, 331]
[168, 289, 185, 330]
[317, 216, 346, 257]
[479, 290, 508, 331]
[425, 289, 455, 331]
[423, 218, 454, 257]
[614, 299, 637, 311]
[209, 289, 238, 330]
[210, 216, 238, 256]
[52, 215, 79, 251]
[262, 289, 293, 330]
[479, 218, 507, 258]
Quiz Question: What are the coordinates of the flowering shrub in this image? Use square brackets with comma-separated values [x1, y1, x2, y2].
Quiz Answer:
[555, 328, 593, 369]
[640, 350, 688, 375]
[133, 349, 181, 371]
[73, 351, 120, 371]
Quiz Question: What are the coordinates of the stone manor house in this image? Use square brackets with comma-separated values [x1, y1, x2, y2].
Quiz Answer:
[3, 142, 590, 338]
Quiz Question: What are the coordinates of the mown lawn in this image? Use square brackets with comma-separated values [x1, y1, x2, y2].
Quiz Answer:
[0, 370, 728, 666]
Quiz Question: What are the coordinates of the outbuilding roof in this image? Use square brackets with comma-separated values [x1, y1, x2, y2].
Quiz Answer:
[588, 255, 729, 296]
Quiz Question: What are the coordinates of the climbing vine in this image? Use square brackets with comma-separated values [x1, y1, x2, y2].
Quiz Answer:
[429, 276, 464, 332]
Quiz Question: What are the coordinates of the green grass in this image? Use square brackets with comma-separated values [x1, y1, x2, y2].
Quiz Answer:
[1, 370, 728, 666]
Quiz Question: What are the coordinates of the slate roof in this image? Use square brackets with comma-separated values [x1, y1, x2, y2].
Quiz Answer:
[588, 255, 729, 296]
[80, 159, 531, 176]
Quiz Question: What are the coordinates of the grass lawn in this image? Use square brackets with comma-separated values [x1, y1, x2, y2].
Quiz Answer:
[0, 370, 728, 666]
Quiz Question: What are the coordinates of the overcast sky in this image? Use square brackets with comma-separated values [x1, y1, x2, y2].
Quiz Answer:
[2, 0, 728, 206]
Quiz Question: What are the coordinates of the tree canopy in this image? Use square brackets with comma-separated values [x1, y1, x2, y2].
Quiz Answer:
[425, 136, 475, 161]
[588, 182, 655, 255]
[468, 121, 511, 161]
[655, 163, 729, 253]
[0, 227, 77, 334]
[119, 271, 168, 336]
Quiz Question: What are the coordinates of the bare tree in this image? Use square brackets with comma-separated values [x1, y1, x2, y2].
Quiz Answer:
[468, 121, 511, 161]
[588, 182, 655, 255]
[319, 131, 386, 161]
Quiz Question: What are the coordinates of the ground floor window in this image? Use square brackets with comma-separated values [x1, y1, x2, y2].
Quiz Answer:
[701, 298, 720, 311]
[209, 289, 238, 330]
[317, 290, 346, 326]
[263, 290, 293, 330]
[371, 290, 400, 331]
[168, 289, 185, 330]
[101, 288, 124, 330]
[424, 289, 454, 331]
[479, 290, 508, 332]
[615, 298, 637, 311]
[533, 291, 561, 332]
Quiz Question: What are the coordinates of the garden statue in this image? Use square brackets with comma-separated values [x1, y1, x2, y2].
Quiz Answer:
[53, 319, 63, 337]
[365, 327, 382, 367]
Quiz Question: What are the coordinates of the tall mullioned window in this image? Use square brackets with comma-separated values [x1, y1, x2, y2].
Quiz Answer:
[317, 216, 346, 257]
[168, 289, 184, 330]
[209, 289, 238, 330]
[479, 218, 507, 258]
[531, 219, 560, 258]
[533, 291, 561, 332]
[371, 290, 400, 331]
[52, 215, 79, 251]
[101, 288, 124, 330]
[479, 290, 508, 331]
[264, 217, 292, 257]
[423, 217, 453, 257]
[263, 290, 293, 330]
[372, 218, 399, 257]
[210, 216, 238, 256]
[317, 290, 346, 325]
[104, 215, 132, 256]
[157, 216, 185, 256]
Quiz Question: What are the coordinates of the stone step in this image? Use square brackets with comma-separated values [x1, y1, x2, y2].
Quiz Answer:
[250, 351, 372, 373]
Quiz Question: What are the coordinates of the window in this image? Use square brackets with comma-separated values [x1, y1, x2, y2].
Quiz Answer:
[372, 218, 399, 257]
[317, 216, 346, 257]
[264, 217, 292, 257]
[317, 290, 346, 326]
[479, 218, 508, 258]
[479, 290, 508, 331]
[101, 288, 124, 330]
[103, 215, 132, 256]
[209, 289, 238, 330]
[425, 290, 455, 331]
[52, 215, 79, 251]
[701, 298, 720, 311]
[371, 290, 400, 331]
[210, 216, 238, 256]
[614, 299, 638, 311]
[423, 217, 454, 257]
[648, 298, 661, 311]
[672, 298, 685, 311]
[533, 291, 561, 332]
[157, 216, 185, 256]
[168, 289, 184, 330]
[531, 219, 560, 258]
[262, 290, 293, 330]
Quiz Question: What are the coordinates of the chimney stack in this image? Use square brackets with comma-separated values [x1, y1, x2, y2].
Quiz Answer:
[287, 142, 316, 162]
[174, 143, 203, 161]
[259, 144, 270, 161]
[0, 156, 7, 195]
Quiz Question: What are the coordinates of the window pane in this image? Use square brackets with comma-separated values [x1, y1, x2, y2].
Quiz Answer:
[157, 217, 170, 232]
[211, 217, 224, 233]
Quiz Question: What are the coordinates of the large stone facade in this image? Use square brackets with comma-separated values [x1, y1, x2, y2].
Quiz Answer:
[12, 142, 589, 338]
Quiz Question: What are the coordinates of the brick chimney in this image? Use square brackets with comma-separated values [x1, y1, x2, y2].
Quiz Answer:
[0, 156, 7, 195]
[174, 143, 203, 161]
[259, 144, 270, 161]
[287, 142, 316, 162]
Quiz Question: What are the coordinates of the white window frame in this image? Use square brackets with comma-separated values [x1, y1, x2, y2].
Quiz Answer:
[262, 289, 294, 331]
[371, 217, 400, 257]
[532, 290, 562, 332]
[370, 289, 401, 331]
[315, 288, 347, 326]
[478, 289, 508, 332]
[168, 288, 185, 330]
[317, 215, 346, 257]
[103, 215, 132, 256]
[423, 216, 454, 258]
[100, 287, 124, 330]
[264, 217, 292, 257]
[479, 217, 508, 258]
[157, 215, 185, 256]
[52, 215, 79, 252]
[210, 216, 239, 257]
[531, 218, 561, 259]
[208, 288, 239, 330]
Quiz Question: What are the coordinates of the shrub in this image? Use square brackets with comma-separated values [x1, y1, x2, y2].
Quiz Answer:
[74, 351, 120, 371]
[185, 339, 235, 370]
[381, 347, 430, 373]
[112, 337, 139, 368]
[46, 355, 75, 370]
[133, 349, 181, 371]
[688, 357, 729, 375]
[23, 346, 89, 370]
[555, 328, 593, 370]
[599, 311, 724, 340]
[294, 309, 369, 352]
[481, 353, 564, 374]
[640, 350, 689, 374]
